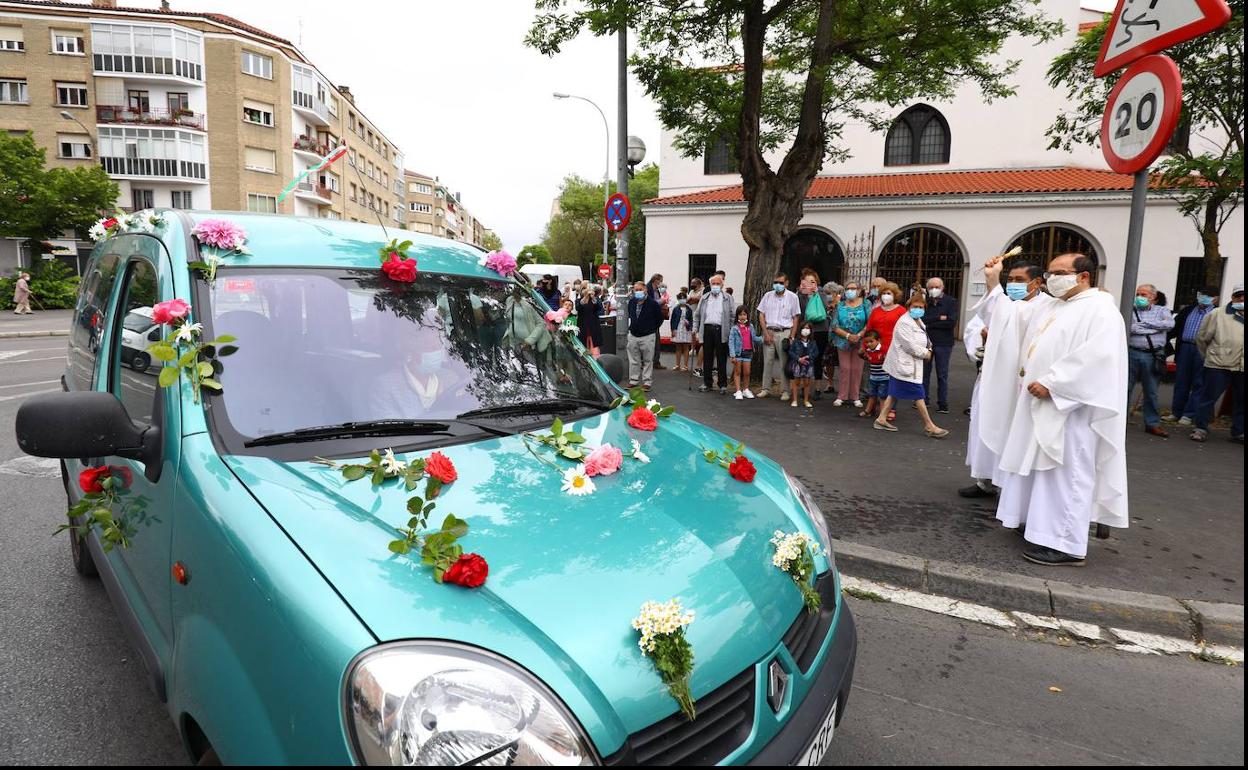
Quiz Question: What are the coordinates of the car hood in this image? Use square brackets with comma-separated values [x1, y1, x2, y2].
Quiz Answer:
[222, 408, 829, 753]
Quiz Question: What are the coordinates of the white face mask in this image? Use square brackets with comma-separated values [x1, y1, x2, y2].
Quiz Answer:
[928, 287, 942, 299]
[801, 329, 811, 338]
[880, 293, 895, 306]
[1047, 273, 1080, 299]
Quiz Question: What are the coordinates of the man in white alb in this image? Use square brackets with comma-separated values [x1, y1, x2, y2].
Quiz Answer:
[960, 258, 1057, 499]
[994, 253, 1128, 567]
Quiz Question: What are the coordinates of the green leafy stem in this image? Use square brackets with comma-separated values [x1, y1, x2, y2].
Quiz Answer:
[610, 386, 677, 418]
[701, 441, 746, 470]
[787, 543, 821, 615]
[648, 629, 696, 721]
[57, 480, 149, 552]
[148, 324, 236, 404]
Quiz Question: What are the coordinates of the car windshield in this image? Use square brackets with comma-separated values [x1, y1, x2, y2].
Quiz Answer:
[122, 311, 153, 333]
[203, 268, 614, 445]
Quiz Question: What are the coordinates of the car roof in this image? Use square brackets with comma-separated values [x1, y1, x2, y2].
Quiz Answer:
[166, 210, 502, 279]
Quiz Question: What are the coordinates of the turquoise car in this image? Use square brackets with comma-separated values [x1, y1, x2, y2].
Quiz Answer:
[16, 211, 856, 765]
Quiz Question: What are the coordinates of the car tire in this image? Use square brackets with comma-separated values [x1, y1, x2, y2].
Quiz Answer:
[69, 527, 99, 578]
[130, 352, 151, 372]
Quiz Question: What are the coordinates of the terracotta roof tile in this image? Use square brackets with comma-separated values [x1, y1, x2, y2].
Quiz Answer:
[645, 167, 1164, 206]
[1078, 21, 1102, 33]
[0, 0, 292, 46]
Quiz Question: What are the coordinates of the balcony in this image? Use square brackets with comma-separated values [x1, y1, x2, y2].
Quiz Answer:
[292, 90, 331, 126]
[293, 136, 330, 159]
[93, 53, 203, 82]
[294, 180, 333, 204]
[100, 156, 207, 181]
[97, 105, 205, 131]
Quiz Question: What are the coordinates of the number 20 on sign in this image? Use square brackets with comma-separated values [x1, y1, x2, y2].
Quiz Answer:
[1099, 54, 1183, 174]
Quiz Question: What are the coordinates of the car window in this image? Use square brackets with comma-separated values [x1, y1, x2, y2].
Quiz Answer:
[206, 269, 615, 442]
[111, 258, 160, 426]
[67, 250, 122, 392]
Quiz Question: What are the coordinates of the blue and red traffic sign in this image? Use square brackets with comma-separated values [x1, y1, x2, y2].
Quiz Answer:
[604, 193, 632, 233]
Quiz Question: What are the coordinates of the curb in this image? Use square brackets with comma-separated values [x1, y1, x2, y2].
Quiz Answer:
[0, 330, 69, 339]
[833, 539, 1244, 646]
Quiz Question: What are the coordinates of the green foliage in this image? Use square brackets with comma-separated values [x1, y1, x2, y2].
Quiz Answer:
[1047, 2, 1244, 279]
[56, 471, 151, 552]
[650, 630, 696, 721]
[149, 326, 236, 403]
[481, 230, 504, 251]
[518, 243, 554, 268]
[0, 132, 119, 256]
[379, 238, 415, 263]
[0, 260, 80, 310]
[530, 416, 590, 461]
[701, 440, 746, 469]
[420, 514, 471, 582]
[612, 386, 676, 417]
[539, 164, 659, 282]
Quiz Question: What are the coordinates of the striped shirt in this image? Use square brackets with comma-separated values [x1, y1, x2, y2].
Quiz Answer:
[1128, 304, 1174, 351]
[1182, 304, 1215, 342]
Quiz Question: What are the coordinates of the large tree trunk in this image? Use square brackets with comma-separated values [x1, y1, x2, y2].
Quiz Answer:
[1201, 196, 1225, 287]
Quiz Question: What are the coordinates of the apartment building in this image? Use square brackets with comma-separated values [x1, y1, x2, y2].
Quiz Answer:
[0, 0, 404, 268]
[404, 168, 493, 249]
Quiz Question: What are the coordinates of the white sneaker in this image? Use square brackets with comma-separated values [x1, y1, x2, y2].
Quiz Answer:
[743, 389, 755, 399]
[833, 399, 844, 407]
[1178, 416, 1193, 426]
[853, 400, 864, 409]
[734, 390, 744, 400]
[1161, 414, 1179, 423]
[780, 391, 791, 401]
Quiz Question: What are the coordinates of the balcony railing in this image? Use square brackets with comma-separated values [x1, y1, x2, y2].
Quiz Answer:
[295, 180, 333, 201]
[93, 53, 203, 81]
[293, 136, 330, 156]
[292, 90, 331, 125]
[96, 105, 205, 130]
[100, 156, 207, 180]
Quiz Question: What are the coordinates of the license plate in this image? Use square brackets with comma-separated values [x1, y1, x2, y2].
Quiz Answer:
[796, 699, 838, 766]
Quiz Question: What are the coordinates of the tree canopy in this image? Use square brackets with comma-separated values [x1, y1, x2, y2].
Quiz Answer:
[481, 230, 504, 251]
[0, 132, 119, 257]
[541, 163, 658, 282]
[1047, 2, 1244, 286]
[529, 1, 1060, 308]
[518, 243, 553, 267]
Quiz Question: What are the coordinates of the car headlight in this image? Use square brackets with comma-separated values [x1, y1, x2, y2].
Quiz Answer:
[344, 641, 596, 766]
[785, 470, 834, 565]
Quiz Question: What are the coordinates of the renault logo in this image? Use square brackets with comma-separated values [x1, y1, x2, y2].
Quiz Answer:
[767, 660, 789, 713]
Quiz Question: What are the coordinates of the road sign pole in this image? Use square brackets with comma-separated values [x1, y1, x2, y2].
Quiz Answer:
[615, 26, 631, 358]
[1118, 169, 1149, 323]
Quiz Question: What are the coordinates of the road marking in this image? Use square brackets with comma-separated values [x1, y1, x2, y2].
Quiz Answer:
[1, 356, 67, 364]
[0, 379, 59, 390]
[0, 388, 59, 403]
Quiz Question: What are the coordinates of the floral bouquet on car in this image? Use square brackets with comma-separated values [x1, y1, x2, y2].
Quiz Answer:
[146, 299, 238, 403]
[771, 531, 821, 614]
[632, 598, 697, 720]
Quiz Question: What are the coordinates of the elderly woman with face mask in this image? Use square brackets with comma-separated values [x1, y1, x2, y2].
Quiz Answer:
[873, 292, 949, 438]
[830, 280, 870, 407]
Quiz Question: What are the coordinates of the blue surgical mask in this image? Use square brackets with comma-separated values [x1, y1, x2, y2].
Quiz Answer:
[1197, 294, 1214, 306]
[1232, 302, 1244, 312]
[710, 285, 722, 295]
[634, 290, 646, 300]
[1006, 283, 1030, 301]
[844, 290, 858, 301]
[418, 350, 445, 374]
[1134, 295, 1150, 308]
[869, 289, 879, 299]
[908, 307, 925, 320]
[773, 283, 785, 293]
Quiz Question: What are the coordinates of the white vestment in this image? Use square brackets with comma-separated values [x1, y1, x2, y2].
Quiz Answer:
[995, 289, 1129, 555]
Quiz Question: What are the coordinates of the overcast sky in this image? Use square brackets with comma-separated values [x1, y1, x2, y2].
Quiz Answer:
[150, 1, 1116, 251]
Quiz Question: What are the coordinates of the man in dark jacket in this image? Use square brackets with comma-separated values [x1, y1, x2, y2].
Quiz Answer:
[627, 280, 663, 390]
[922, 276, 958, 413]
[1164, 285, 1219, 426]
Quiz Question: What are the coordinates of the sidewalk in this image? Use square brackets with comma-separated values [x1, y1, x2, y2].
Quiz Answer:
[646, 351, 1243, 639]
[0, 309, 73, 338]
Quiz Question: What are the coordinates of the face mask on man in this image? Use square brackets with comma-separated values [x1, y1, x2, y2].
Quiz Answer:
[1006, 283, 1030, 301]
[880, 292, 895, 306]
[1197, 294, 1214, 306]
[844, 289, 859, 301]
[710, 285, 722, 295]
[1134, 295, 1150, 309]
[908, 307, 925, 320]
[773, 282, 785, 294]
[1231, 301, 1244, 312]
[928, 287, 942, 299]
[1046, 273, 1080, 298]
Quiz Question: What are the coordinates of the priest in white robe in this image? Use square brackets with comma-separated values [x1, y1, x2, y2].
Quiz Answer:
[961, 259, 1056, 499]
[995, 253, 1129, 566]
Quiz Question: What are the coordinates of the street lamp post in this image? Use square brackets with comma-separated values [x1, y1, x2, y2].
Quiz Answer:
[552, 92, 610, 264]
[59, 110, 97, 157]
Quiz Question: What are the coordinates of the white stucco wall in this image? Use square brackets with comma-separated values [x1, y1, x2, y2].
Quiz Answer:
[642, 196, 1246, 309]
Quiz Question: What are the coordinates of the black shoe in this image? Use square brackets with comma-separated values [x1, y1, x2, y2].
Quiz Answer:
[1231, 434, 1244, 445]
[937, 406, 950, 414]
[963, 407, 972, 416]
[1022, 543, 1085, 567]
[958, 484, 997, 499]
[1014, 525, 1026, 538]
[698, 384, 710, 392]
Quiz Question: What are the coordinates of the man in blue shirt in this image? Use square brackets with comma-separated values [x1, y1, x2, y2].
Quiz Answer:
[1127, 283, 1174, 437]
[922, 277, 958, 414]
[1164, 285, 1219, 426]
[626, 280, 663, 391]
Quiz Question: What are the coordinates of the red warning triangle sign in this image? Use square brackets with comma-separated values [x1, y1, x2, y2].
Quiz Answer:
[1094, 0, 1232, 77]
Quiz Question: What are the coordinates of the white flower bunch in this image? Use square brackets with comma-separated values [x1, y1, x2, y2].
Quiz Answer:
[380, 449, 408, 476]
[631, 598, 695, 653]
[88, 220, 109, 242]
[173, 321, 203, 345]
[770, 530, 819, 571]
[629, 439, 650, 464]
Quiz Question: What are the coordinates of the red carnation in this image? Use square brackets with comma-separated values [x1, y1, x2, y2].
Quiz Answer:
[443, 553, 489, 588]
[381, 253, 418, 282]
[425, 451, 458, 484]
[626, 406, 658, 431]
[101, 217, 118, 230]
[79, 466, 110, 494]
[728, 455, 756, 483]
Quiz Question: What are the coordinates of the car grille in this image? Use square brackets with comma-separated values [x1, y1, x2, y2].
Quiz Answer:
[601, 571, 837, 765]
[780, 570, 838, 673]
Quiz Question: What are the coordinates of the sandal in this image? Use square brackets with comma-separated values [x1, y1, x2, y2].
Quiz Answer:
[873, 420, 898, 432]
[858, 409, 870, 418]
[925, 427, 950, 439]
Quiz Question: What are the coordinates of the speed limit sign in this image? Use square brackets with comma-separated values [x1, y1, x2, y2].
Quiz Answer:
[1100, 54, 1183, 174]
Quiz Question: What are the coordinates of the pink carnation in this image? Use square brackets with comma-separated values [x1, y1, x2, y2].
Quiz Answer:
[484, 250, 518, 277]
[193, 219, 247, 251]
[583, 444, 623, 477]
[151, 298, 191, 325]
[545, 308, 569, 326]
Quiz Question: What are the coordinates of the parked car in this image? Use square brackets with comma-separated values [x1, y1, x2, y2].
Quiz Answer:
[119, 306, 162, 372]
[16, 211, 856, 766]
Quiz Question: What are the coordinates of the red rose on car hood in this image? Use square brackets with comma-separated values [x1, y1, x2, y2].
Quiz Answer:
[425, 451, 458, 484]
[381, 254, 418, 283]
[443, 553, 488, 588]
[626, 406, 658, 431]
[728, 455, 756, 483]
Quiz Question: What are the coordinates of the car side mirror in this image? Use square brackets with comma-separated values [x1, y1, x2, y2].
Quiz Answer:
[597, 353, 627, 385]
[16, 392, 159, 469]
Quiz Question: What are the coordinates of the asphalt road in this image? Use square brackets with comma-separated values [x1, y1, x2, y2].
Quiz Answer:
[1, 337, 1242, 765]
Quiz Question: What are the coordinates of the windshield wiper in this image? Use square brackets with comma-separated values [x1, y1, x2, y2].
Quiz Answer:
[456, 397, 610, 421]
[243, 418, 508, 448]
